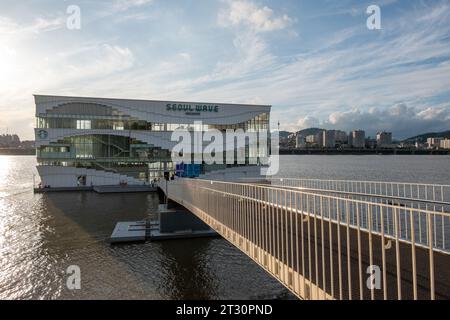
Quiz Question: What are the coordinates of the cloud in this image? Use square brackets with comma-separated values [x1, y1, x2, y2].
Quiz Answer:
[0, 16, 19, 34]
[63, 44, 135, 80]
[178, 52, 191, 61]
[291, 104, 450, 139]
[1, 0, 450, 141]
[211, 1, 292, 82]
[0, 16, 64, 35]
[218, 0, 293, 33]
[113, 0, 153, 12]
[296, 116, 320, 130]
[28, 17, 64, 33]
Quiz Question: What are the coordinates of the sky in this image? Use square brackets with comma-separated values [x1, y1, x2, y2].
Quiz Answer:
[0, 0, 449, 140]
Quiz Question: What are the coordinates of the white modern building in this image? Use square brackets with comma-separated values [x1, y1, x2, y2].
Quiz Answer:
[35, 95, 271, 188]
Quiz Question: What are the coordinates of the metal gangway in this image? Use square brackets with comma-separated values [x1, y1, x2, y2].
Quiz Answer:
[161, 178, 450, 300]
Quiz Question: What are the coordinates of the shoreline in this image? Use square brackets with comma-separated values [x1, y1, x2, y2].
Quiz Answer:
[280, 148, 450, 155]
[0, 148, 35, 156]
[1, 149, 449, 157]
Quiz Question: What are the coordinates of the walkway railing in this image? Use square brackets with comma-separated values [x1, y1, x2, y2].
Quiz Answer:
[164, 178, 450, 300]
[266, 177, 450, 206]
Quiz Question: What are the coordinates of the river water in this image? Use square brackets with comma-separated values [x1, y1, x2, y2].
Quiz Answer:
[0, 155, 449, 299]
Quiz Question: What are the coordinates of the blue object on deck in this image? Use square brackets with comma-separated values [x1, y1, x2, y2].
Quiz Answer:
[176, 163, 201, 178]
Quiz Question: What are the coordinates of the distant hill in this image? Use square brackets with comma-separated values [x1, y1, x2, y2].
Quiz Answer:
[403, 130, 450, 143]
[296, 128, 324, 137]
[278, 128, 324, 138]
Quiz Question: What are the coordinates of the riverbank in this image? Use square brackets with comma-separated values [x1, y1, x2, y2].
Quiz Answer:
[0, 148, 35, 155]
[280, 148, 450, 155]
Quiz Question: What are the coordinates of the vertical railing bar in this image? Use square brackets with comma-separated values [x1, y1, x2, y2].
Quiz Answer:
[427, 211, 435, 300]
[441, 186, 445, 250]
[244, 185, 247, 246]
[271, 188, 275, 276]
[307, 194, 312, 297]
[356, 202, 363, 300]
[410, 208, 418, 300]
[433, 186, 437, 248]
[368, 203, 374, 300]
[246, 185, 250, 247]
[301, 193, 306, 299]
[250, 185, 255, 247]
[337, 199, 343, 300]
[247, 185, 251, 245]
[253, 185, 257, 253]
[264, 187, 268, 262]
[240, 185, 244, 247]
[380, 206, 387, 300]
[416, 184, 421, 243]
[233, 184, 236, 236]
[425, 186, 429, 245]
[346, 200, 352, 300]
[290, 191, 294, 289]
[258, 186, 262, 262]
[295, 192, 300, 296]
[246, 185, 250, 246]
[394, 207, 402, 300]
[320, 196, 326, 299]
[328, 197, 334, 299]
[314, 194, 319, 299]
[264, 187, 268, 263]
[281, 189, 286, 284]
[277, 189, 281, 278]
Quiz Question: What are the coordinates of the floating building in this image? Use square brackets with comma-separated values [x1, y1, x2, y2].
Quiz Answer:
[34, 95, 271, 187]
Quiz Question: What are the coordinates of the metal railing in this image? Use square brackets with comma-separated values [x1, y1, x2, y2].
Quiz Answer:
[267, 178, 450, 252]
[163, 178, 450, 300]
[266, 177, 450, 206]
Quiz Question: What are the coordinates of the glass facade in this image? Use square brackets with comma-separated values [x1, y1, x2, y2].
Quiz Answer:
[36, 113, 269, 132]
[36, 102, 270, 182]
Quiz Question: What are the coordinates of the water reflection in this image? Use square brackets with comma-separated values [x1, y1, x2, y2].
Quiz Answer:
[156, 239, 219, 299]
[0, 158, 291, 300]
[4, 154, 450, 299]
[18, 155, 450, 299]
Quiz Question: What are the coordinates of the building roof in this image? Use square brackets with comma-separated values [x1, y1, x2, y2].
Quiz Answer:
[33, 94, 272, 109]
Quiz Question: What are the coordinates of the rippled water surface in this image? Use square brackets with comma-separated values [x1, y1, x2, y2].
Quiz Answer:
[0, 155, 449, 299]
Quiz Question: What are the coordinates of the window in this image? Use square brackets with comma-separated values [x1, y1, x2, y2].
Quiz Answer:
[76, 120, 91, 130]
[113, 122, 124, 130]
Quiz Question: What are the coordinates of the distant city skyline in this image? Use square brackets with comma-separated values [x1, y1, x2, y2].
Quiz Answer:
[281, 126, 449, 141]
[0, 0, 449, 140]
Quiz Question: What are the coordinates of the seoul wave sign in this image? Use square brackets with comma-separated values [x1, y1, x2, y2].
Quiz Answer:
[166, 104, 219, 113]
